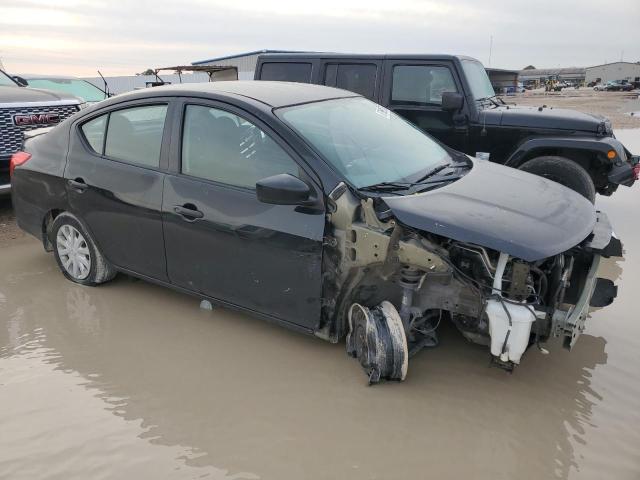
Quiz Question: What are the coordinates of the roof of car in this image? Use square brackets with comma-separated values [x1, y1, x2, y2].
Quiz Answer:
[256, 53, 470, 62]
[109, 81, 360, 108]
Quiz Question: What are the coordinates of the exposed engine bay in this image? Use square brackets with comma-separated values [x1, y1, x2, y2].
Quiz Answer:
[317, 183, 622, 384]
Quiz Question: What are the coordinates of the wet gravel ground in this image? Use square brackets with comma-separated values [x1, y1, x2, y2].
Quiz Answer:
[0, 198, 25, 247]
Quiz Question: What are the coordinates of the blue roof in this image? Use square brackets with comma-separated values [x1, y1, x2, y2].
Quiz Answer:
[192, 49, 315, 65]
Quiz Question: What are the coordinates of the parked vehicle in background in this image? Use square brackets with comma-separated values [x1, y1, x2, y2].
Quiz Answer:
[255, 53, 639, 200]
[10, 82, 623, 383]
[0, 68, 84, 195]
[20, 75, 109, 103]
[593, 83, 607, 91]
[605, 80, 634, 92]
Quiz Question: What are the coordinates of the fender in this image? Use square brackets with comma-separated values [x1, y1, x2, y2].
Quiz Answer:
[504, 135, 628, 169]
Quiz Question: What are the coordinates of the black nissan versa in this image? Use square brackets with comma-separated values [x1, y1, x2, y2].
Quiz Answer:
[11, 82, 622, 383]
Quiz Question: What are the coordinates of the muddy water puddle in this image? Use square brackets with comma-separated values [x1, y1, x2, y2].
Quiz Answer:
[1, 132, 640, 479]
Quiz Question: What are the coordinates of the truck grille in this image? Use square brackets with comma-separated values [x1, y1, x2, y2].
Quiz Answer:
[0, 104, 79, 155]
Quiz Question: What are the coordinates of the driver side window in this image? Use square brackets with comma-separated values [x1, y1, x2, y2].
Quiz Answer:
[391, 65, 458, 106]
[181, 105, 300, 189]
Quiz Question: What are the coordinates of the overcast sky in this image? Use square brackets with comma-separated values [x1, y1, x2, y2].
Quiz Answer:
[1, 0, 639, 76]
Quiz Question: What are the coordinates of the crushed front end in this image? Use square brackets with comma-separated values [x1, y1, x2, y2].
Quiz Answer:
[319, 184, 622, 383]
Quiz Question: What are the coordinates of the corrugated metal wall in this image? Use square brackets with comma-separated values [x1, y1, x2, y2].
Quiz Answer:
[198, 54, 261, 80]
[585, 63, 640, 83]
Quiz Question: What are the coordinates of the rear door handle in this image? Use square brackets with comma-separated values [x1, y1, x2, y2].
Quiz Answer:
[173, 204, 204, 220]
[68, 178, 88, 192]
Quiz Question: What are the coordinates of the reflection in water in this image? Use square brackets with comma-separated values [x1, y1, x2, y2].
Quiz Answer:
[3, 238, 638, 480]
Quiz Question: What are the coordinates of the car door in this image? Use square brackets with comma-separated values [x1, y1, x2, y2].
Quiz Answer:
[380, 60, 467, 151]
[66, 99, 174, 281]
[162, 100, 325, 330]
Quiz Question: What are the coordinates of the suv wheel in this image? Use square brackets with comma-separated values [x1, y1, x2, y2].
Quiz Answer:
[518, 156, 596, 203]
[51, 212, 116, 285]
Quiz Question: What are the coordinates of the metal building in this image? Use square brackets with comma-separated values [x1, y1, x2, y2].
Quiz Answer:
[192, 49, 312, 80]
[518, 67, 586, 87]
[585, 62, 640, 84]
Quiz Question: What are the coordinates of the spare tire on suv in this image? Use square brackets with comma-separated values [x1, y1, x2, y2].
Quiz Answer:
[518, 156, 596, 203]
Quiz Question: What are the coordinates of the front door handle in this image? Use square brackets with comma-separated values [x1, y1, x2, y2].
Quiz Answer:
[68, 178, 88, 192]
[173, 204, 204, 220]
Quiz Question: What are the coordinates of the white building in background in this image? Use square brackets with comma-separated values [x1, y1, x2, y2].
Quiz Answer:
[192, 49, 310, 79]
[585, 62, 640, 84]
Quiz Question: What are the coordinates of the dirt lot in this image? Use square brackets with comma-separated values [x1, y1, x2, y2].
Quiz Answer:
[505, 89, 640, 130]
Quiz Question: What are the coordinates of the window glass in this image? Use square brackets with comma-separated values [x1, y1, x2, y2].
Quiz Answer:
[182, 105, 300, 189]
[334, 64, 377, 99]
[391, 65, 458, 106]
[460, 60, 495, 100]
[81, 115, 107, 153]
[279, 97, 451, 189]
[104, 105, 167, 167]
[27, 78, 106, 102]
[259, 63, 312, 83]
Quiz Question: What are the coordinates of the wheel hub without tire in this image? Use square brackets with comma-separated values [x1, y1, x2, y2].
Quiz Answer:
[56, 224, 91, 280]
[346, 301, 408, 384]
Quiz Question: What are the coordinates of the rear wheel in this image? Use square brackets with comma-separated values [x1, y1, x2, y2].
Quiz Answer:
[518, 155, 596, 203]
[51, 212, 116, 286]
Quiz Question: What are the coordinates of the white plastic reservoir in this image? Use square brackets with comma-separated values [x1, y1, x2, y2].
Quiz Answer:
[486, 299, 535, 363]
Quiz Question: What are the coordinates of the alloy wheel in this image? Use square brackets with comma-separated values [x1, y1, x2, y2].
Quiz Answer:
[56, 224, 91, 280]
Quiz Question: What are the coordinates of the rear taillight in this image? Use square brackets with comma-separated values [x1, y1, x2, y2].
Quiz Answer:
[9, 151, 31, 178]
[633, 163, 640, 181]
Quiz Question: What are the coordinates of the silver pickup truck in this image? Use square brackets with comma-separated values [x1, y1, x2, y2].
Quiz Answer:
[1, 68, 84, 195]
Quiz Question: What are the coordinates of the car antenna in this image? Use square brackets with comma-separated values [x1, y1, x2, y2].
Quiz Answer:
[97, 70, 111, 97]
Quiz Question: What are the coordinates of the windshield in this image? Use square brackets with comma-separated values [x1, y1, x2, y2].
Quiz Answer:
[461, 59, 495, 100]
[25, 78, 106, 102]
[278, 97, 451, 188]
[0, 70, 19, 87]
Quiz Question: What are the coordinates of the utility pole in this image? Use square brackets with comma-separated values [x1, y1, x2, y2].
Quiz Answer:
[488, 35, 493, 67]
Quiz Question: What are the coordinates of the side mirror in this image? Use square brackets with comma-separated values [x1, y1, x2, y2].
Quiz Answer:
[12, 76, 29, 87]
[256, 174, 311, 205]
[441, 91, 464, 111]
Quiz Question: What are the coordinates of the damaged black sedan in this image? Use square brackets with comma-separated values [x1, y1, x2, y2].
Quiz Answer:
[11, 81, 622, 383]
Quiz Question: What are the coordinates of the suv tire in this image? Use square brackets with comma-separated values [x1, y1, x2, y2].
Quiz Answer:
[51, 212, 117, 286]
[518, 156, 596, 203]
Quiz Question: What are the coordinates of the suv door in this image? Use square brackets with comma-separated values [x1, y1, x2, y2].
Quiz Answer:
[380, 60, 467, 150]
[162, 100, 325, 329]
[66, 100, 173, 280]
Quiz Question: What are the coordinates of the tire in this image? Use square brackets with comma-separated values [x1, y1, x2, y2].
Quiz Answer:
[518, 156, 596, 203]
[51, 212, 116, 286]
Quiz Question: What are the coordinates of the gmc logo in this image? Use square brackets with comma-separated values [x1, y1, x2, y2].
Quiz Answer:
[13, 113, 60, 127]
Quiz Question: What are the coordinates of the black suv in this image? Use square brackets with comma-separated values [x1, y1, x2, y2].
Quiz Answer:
[255, 54, 639, 200]
[1, 68, 83, 195]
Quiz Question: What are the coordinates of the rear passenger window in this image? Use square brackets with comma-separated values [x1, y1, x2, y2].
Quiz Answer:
[104, 105, 167, 168]
[81, 115, 107, 153]
[259, 63, 312, 83]
[391, 66, 458, 106]
[325, 64, 377, 99]
[181, 105, 299, 189]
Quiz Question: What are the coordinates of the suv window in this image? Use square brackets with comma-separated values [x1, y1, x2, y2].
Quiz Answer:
[104, 105, 168, 167]
[391, 65, 458, 106]
[181, 105, 300, 189]
[259, 63, 312, 83]
[325, 64, 377, 99]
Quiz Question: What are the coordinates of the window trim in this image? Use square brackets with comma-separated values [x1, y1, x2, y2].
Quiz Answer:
[175, 100, 311, 193]
[76, 100, 172, 172]
[389, 63, 460, 108]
